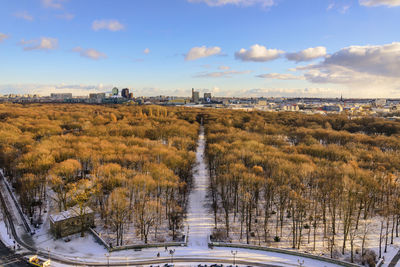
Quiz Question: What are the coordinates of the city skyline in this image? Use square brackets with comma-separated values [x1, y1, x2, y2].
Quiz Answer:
[1, 0, 400, 97]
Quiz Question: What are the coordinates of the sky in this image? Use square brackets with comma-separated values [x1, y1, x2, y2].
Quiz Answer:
[0, 0, 400, 98]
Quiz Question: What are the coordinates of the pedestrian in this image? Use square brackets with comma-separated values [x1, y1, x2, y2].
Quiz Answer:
[157, 252, 160, 257]
[165, 245, 167, 252]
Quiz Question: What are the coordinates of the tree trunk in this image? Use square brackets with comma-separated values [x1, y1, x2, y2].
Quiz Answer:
[379, 220, 384, 258]
[391, 214, 395, 245]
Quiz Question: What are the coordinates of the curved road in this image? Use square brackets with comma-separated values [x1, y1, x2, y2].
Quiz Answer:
[0, 240, 31, 267]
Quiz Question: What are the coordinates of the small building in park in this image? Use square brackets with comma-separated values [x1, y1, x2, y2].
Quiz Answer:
[49, 206, 95, 238]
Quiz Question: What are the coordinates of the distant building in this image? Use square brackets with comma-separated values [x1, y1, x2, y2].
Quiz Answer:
[112, 87, 119, 96]
[281, 104, 299, 111]
[322, 105, 343, 112]
[257, 100, 267, 106]
[89, 93, 106, 99]
[50, 205, 95, 238]
[50, 93, 72, 99]
[129, 92, 134, 99]
[89, 93, 106, 103]
[192, 88, 200, 103]
[121, 88, 130, 98]
[204, 93, 212, 103]
[374, 99, 387, 107]
[168, 98, 187, 105]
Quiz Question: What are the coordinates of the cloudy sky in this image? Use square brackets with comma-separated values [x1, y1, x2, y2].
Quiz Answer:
[1, 0, 400, 97]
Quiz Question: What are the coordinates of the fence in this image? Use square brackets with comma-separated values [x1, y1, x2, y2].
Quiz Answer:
[89, 227, 187, 252]
[209, 241, 361, 267]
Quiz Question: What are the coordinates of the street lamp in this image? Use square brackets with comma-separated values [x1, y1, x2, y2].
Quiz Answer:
[105, 253, 110, 267]
[231, 250, 237, 266]
[170, 248, 175, 263]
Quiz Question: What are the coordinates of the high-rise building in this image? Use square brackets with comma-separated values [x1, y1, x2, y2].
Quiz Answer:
[204, 93, 212, 103]
[192, 88, 199, 103]
[121, 88, 130, 98]
[112, 87, 119, 96]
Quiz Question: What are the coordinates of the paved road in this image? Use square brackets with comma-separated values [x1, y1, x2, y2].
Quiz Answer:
[74, 256, 285, 267]
[0, 240, 30, 267]
[389, 250, 400, 267]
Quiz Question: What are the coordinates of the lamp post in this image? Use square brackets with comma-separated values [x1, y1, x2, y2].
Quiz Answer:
[105, 253, 110, 267]
[170, 248, 175, 263]
[187, 225, 190, 244]
[231, 250, 237, 266]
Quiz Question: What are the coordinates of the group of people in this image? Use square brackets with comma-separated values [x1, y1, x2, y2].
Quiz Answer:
[156, 246, 175, 257]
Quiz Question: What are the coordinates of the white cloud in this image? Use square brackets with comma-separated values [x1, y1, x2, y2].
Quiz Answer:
[218, 65, 230, 70]
[324, 42, 400, 77]
[188, 0, 275, 7]
[0, 83, 110, 96]
[326, 2, 351, 13]
[211, 86, 221, 94]
[293, 42, 400, 97]
[185, 46, 222, 61]
[0, 33, 9, 42]
[239, 87, 340, 97]
[302, 65, 376, 84]
[144, 48, 150, 54]
[20, 37, 58, 51]
[56, 13, 74, 20]
[340, 5, 350, 13]
[195, 70, 252, 78]
[256, 73, 305, 80]
[359, 0, 400, 7]
[14, 11, 34, 21]
[235, 44, 284, 62]
[92, 20, 125, 32]
[286, 46, 327, 62]
[41, 0, 66, 9]
[72, 47, 107, 60]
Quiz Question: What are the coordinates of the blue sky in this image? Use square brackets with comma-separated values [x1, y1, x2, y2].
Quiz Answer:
[1, 0, 400, 97]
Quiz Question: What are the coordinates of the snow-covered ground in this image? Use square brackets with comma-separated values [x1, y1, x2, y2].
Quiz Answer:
[26, 245, 346, 267]
[186, 125, 214, 248]
[2, 145, 398, 267]
[0, 212, 14, 247]
[212, 209, 400, 266]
